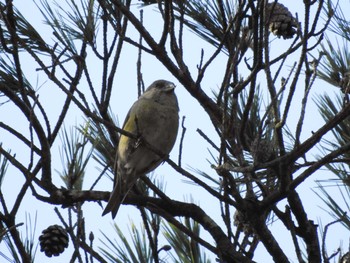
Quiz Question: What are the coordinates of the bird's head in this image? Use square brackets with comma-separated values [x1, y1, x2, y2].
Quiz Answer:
[142, 80, 178, 109]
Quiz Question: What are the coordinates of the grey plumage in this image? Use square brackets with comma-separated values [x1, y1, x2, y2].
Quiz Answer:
[102, 80, 179, 218]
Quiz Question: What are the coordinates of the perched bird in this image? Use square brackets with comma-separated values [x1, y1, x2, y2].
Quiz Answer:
[103, 80, 179, 218]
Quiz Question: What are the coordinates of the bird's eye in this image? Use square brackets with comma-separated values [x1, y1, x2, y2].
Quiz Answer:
[155, 83, 163, 88]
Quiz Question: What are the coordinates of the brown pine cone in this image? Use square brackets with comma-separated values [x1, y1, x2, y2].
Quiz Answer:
[265, 3, 298, 39]
[39, 225, 69, 257]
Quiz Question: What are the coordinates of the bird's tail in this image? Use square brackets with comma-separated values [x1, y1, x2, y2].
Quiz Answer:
[102, 170, 138, 219]
[102, 183, 124, 219]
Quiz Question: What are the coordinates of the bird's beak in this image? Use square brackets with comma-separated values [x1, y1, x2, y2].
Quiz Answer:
[164, 83, 176, 92]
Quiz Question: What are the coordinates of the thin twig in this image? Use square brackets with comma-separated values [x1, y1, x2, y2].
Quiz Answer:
[178, 116, 186, 167]
[285, 206, 305, 263]
[322, 214, 345, 263]
[196, 128, 220, 152]
[139, 208, 159, 263]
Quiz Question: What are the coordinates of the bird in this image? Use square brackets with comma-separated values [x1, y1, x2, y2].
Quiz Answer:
[102, 80, 179, 218]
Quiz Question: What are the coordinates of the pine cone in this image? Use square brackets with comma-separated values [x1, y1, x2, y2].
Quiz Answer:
[250, 137, 275, 163]
[234, 209, 254, 235]
[341, 252, 350, 263]
[39, 225, 69, 257]
[265, 3, 298, 39]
